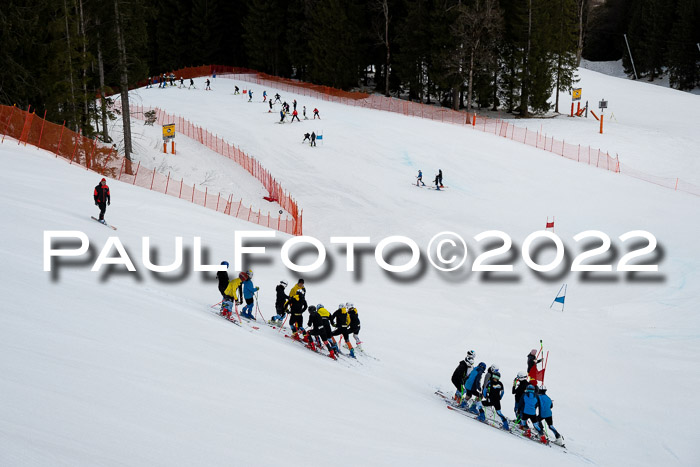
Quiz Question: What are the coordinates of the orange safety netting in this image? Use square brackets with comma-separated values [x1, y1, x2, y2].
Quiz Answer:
[0, 103, 303, 234]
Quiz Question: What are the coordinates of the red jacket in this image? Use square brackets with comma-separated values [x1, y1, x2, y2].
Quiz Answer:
[94, 183, 110, 204]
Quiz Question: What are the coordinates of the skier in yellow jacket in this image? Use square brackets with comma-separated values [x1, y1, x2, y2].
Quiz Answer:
[221, 271, 248, 319]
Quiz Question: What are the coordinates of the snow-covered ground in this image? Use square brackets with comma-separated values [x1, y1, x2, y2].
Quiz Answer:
[1, 65, 699, 466]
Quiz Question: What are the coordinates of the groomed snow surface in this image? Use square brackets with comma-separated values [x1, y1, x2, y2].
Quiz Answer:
[1, 67, 699, 466]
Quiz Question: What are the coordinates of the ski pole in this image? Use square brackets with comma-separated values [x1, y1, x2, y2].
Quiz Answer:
[211, 300, 222, 309]
[254, 292, 265, 321]
[234, 301, 242, 322]
[277, 313, 288, 333]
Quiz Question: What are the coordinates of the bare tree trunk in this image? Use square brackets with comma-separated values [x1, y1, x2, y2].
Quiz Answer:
[467, 48, 475, 109]
[555, 0, 563, 113]
[520, 0, 532, 117]
[63, 0, 77, 130]
[576, 0, 585, 66]
[491, 66, 498, 111]
[383, 0, 390, 97]
[77, 0, 89, 133]
[96, 17, 110, 142]
[114, 0, 133, 161]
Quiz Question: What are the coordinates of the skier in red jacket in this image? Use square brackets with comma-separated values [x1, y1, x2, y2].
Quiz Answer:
[93, 178, 111, 223]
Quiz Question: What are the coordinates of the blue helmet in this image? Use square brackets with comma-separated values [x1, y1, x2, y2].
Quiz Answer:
[477, 362, 486, 372]
[526, 384, 535, 393]
[221, 261, 229, 268]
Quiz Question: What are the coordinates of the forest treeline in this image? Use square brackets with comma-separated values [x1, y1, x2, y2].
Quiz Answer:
[1, 0, 697, 145]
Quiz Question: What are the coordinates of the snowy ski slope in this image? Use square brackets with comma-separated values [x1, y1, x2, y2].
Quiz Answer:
[1, 67, 699, 466]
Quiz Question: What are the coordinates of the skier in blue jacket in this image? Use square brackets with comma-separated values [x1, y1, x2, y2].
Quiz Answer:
[416, 170, 426, 186]
[519, 383, 544, 439]
[240, 269, 259, 319]
[460, 361, 486, 413]
[537, 387, 563, 445]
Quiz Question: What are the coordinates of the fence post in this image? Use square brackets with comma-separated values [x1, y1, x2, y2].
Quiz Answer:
[150, 167, 156, 189]
[133, 161, 140, 184]
[216, 192, 220, 211]
[87, 137, 97, 170]
[577, 144, 580, 162]
[118, 158, 125, 180]
[179, 179, 183, 198]
[37, 109, 47, 149]
[204, 187, 208, 207]
[236, 199, 242, 217]
[165, 171, 171, 194]
[192, 184, 195, 203]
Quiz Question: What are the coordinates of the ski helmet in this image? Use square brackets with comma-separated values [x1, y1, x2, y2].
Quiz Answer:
[338, 303, 345, 310]
[489, 364, 499, 373]
[308, 305, 317, 313]
[526, 384, 535, 392]
[221, 261, 229, 268]
[517, 371, 527, 380]
[467, 350, 476, 358]
[317, 303, 324, 309]
[539, 386, 547, 393]
[346, 302, 353, 308]
[477, 362, 486, 371]
[466, 356, 475, 365]
[238, 272, 249, 281]
[530, 349, 537, 356]
[246, 269, 254, 279]
[491, 372, 501, 381]
[280, 280, 288, 287]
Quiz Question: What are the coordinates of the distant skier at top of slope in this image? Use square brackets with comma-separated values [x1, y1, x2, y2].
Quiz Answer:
[234, 85, 240, 95]
[205, 79, 211, 91]
[274, 93, 281, 103]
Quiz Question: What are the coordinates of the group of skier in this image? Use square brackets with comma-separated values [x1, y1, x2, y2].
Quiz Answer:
[416, 169, 443, 190]
[450, 349, 564, 445]
[147, 73, 197, 90]
[216, 266, 361, 360]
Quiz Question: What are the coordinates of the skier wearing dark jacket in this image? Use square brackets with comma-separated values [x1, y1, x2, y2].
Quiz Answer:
[270, 281, 289, 323]
[346, 303, 361, 347]
[306, 306, 337, 359]
[331, 304, 355, 357]
[512, 371, 529, 419]
[285, 293, 307, 337]
[528, 349, 542, 372]
[93, 178, 111, 222]
[451, 354, 475, 398]
[217, 261, 230, 296]
[478, 372, 509, 430]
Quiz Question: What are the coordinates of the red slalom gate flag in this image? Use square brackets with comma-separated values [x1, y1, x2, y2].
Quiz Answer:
[528, 350, 549, 384]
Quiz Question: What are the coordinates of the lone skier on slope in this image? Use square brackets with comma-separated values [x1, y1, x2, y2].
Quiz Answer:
[416, 169, 426, 186]
[93, 178, 111, 224]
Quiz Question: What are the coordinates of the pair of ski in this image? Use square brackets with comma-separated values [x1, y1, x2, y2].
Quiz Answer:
[435, 390, 566, 450]
[413, 184, 448, 190]
[91, 216, 117, 230]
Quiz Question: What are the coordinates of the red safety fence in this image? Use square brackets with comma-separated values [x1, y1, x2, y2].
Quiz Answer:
[126, 103, 302, 234]
[0, 103, 303, 234]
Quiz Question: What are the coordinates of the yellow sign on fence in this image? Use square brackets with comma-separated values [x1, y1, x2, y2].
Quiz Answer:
[162, 123, 175, 140]
[572, 88, 582, 101]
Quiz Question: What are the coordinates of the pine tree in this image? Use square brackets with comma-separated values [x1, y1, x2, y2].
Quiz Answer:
[243, 0, 287, 75]
[667, 0, 700, 90]
[394, 0, 431, 102]
[551, 0, 579, 113]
